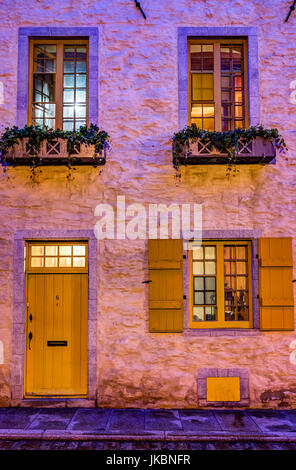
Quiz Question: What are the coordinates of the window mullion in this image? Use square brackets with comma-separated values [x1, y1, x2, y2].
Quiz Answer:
[213, 43, 221, 132]
[216, 244, 224, 324]
[56, 42, 64, 130]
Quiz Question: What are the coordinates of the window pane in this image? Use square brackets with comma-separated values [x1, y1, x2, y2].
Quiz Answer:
[63, 120, 74, 131]
[192, 246, 203, 260]
[76, 61, 86, 73]
[63, 89, 74, 103]
[76, 74, 87, 88]
[63, 106, 74, 118]
[224, 261, 236, 275]
[236, 276, 247, 290]
[33, 75, 55, 103]
[232, 47, 242, 72]
[59, 245, 72, 256]
[76, 47, 87, 59]
[45, 257, 58, 267]
[205, 261, 215, 275]
[45, 246, 58, 256]
[204, 246, 215, 259]
[73, 257, 85, 267]
[64, 47, 75, 59]
[224, 276, 236, 290]
[236, 246, 247, 259]
[221, 47, 231, 71]
[73, 245, 86, 256]
[64, 61, 75, 73]
[31, 246, 44, 256]
[194, 292, 204, 305]
[31, 257, 44, 267]
[76, 89, 86, 103]
[75, 120, 86, 130]
[191, 105, 203, 118]
[205, 306, 217, 321]
[193, 307, 204, 322]
[59, 257, 72, 267]
[193, 261, 204, 275]
[194, 277, 204, 291]
[75, 105, 86, 117]
[205, 277, 215, 290]
[64, 75, 75, 87]
[34, 45, 56, 73]
[205, 292, 216, 305]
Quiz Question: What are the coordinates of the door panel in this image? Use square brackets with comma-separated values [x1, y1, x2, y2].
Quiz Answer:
[25, 273, 88, 396]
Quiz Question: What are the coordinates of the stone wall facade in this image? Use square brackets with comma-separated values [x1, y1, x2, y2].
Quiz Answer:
[0, 0, 296, 408]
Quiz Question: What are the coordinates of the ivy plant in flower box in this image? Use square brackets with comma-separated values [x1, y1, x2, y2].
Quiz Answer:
[0, 124, 110, 168]
[172, 124, 287, 168]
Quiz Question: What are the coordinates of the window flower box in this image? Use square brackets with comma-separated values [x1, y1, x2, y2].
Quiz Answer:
[172, 125, 286, 166]
[173, 136, 276, 165]
[0, 124, 109, 167]
[4, 137, 107, 166]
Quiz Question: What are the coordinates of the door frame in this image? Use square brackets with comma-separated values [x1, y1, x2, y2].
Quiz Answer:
[11, 230, 98, 405]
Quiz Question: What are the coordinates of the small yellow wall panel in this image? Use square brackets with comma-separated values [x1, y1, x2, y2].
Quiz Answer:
[206, 377, 240, 402]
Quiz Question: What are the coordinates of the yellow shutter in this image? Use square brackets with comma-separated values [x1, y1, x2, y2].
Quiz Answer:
[259, 238, 294, 330]
[148, 239, 183, 332]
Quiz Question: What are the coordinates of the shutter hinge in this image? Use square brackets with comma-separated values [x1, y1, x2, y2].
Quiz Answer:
[256, 254, 259, 259]
[142, 280, 152, 284]
[183, 295, 187, 300]
[183, 255, 186, 259]
[293, 280, 296, 283]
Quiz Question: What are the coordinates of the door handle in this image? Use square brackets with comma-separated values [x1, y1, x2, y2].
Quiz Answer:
[28, 331, 33, 350]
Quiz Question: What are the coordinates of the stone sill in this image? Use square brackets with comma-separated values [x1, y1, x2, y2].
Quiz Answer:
[4, 138, 107, 166]
[183, 328, 261, 337]
[173, 136, 276, 165]
[17, 399, 96, 408]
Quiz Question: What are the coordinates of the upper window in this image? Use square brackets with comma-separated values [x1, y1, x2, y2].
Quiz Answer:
[29, 39, 88, 131]
[189, 241, 252, 328]
[26, 241, 88, 273]
[188, 39, 248, 131]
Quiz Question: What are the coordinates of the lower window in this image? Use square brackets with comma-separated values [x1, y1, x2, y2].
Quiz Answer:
[189, 240, 252, 328]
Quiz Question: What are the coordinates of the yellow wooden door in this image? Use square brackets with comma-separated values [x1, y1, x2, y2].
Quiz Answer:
[25, 273, 88, 397]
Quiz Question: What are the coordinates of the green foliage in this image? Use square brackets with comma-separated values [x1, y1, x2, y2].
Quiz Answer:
[172, 124, 288, 164]
[0, 124, 110, 167]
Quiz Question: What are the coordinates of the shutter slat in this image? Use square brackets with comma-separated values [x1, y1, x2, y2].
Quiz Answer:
[148, 239, 183, 332]
[259, 237, 295, 331]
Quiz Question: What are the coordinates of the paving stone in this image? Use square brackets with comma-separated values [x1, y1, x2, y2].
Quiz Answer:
[27, 408, 76, 430]
[214, 411, 260, 432]
[67, 408, 111, 432]
[179, 410, 221, 433]
[0, 408, 40, 429]
[108, 409, 145, 433]
[145, 410, 182, 431]
[281, 410, 296, 429]
[65, 441, 80, 450]
[77, 441, 97, 450]
[120, 441, 133, 450]
[248, 410, 296, 432]
[103, 441, 121, 450]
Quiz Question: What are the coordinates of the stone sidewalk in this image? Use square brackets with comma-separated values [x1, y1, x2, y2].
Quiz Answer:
[0, 408, 296, 443]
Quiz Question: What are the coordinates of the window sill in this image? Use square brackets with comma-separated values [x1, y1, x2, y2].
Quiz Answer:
[184, 328, 260, 337]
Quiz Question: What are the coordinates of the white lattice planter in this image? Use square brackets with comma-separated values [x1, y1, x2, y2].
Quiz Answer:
[3, 138, 107, 165]
[173, 137, 276, 165]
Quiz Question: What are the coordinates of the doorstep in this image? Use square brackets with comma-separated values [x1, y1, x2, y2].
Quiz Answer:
[18, 399, 96, 408]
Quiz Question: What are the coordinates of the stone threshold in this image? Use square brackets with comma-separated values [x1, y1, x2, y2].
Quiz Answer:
[17, 399, 96, 408]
